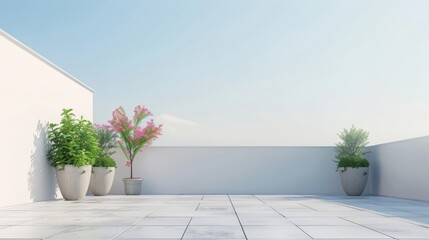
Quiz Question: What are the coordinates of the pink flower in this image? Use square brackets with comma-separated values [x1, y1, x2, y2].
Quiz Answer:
[109, 107, 131, 133]
[133, 105, 151, 123]
[125, 160, 132, 167]
[134, 126, 148, 141]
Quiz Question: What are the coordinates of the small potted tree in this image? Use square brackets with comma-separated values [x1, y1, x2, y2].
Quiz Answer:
[89, 124, 118, 196]
[47, 109, 100, 200]
[334, 125, 369, 196]
[109, 105, 162, 195]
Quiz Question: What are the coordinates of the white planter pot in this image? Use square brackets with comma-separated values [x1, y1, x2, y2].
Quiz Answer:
[56, 165, 91, 201]
[89, 167, 115, 196]
[123, 178, 143, 195]
[339, 167, 369, 196]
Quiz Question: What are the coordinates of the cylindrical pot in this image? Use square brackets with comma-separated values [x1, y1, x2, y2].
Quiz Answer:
[123, 178, 143, 195]
[339, 167, 369, 196]
[56, 165, 92, 201]
[89, 167, 115, 196]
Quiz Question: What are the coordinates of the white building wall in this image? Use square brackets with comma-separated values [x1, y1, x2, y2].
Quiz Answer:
[0, 29, 93, 207]
[109, 146, 349, 195]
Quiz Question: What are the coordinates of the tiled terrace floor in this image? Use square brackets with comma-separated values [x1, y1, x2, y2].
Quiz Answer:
[1, 195, 429, 239]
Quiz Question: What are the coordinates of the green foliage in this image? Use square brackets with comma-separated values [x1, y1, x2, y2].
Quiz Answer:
[93, 125, 118, 167]
[337, 155, 369, 171]
[94, 153, 117, 168]
[94, 126, 117, 156]
[47, 109, 100, 167]
[334, 125, 369, 169]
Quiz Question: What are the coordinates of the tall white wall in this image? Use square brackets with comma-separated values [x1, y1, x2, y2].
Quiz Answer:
[0, 29, 93, 207]
[109, 147, 349, 195]
[367, 136, 429, 201]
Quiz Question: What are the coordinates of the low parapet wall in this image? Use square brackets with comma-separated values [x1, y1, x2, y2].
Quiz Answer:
[109, 146, 347, 195]
[366, 136, 429, 201]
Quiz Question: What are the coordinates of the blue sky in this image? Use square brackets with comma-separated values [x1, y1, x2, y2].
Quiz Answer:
[1, 0, 429, 145]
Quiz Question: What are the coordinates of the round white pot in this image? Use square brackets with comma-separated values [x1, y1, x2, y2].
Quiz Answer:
[339, 167, 369, 196]
[56, 165, 92, 201]
[89, 167, 115, 196]
[123, 178, 143, 195]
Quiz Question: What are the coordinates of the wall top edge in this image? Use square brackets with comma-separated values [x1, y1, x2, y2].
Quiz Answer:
[150, 135, 429, 148]
[0, 28, 94, 93]
[367, 135, 429, 148]
[148, 146, 335, 148]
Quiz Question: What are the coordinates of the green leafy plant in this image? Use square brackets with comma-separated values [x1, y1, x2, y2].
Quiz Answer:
[93, 124, 118, 168]
[334, 125, 369, 170]
[47, 109, 100, 168]
[94, 154, 117, 168]
[337, 155, 369, 169]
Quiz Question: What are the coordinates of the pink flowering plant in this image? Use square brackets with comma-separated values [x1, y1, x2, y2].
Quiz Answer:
[109, 105, 162, 179]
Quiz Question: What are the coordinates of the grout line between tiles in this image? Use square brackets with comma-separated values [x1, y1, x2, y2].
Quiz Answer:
[228, 194, 248, 240]
[180, 211, 194, 239]
[112, 207, 161, 239]
[340, 217, 398, 239]
[40, 225, 77, 239]
[254, 195, 314, 239]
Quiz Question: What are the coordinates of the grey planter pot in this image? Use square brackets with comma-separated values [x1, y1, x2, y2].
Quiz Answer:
[56, 165, 92, 201]
[339, 167, 369, 196]
[123, 178, 143, 195]
[89, 167, 115, 196]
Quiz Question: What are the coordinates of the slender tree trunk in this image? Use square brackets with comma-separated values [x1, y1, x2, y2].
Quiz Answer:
[129, 149, 133, 179]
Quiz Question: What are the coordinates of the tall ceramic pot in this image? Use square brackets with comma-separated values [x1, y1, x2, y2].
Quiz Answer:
[123, 178, 143, 195]
[56, 165, 92, 200]
[89, 167, 115, 196]
[339, 167, 369, 196]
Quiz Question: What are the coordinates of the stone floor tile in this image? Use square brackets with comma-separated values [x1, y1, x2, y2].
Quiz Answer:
[343, 217, 416, 226]
[183, 225, 245, 238]
[240, 217, 294, 226]
[118, 225, 187, 238]
[368, 225, 429, 238]
[289, 217, 357, 226]
[20, 217, 95, 226]
[243, 225, 310, 238]
[0, 217, 35, 225]
[137, 217, 191, 225]
[300, 225, 392, 238]
[46, 225, 129, 239]
[89, 217, 143, 225]
[190, 217, 240, 226]
[0, 225, 71, 239]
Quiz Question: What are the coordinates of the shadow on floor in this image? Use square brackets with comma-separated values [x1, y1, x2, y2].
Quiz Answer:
[318, 195, 429, 226]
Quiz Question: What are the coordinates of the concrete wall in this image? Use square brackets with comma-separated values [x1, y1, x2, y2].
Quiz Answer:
[109, 146, 348, 195]
[367, 136, 429, 201]
[0, 29, 93, 207]
[109, 137, 429, 199]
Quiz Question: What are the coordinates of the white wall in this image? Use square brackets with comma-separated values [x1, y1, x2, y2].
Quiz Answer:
[367, 136, 429, 201]
[0, 29, 93, 207]
[109, 147, 349, 195]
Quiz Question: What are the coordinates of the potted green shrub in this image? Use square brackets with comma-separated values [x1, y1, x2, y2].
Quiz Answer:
[47, 109, 100, 200]
[334, 125, 369, 196]
[109, 105, 162, 195]
[89, 124, 118, 196]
